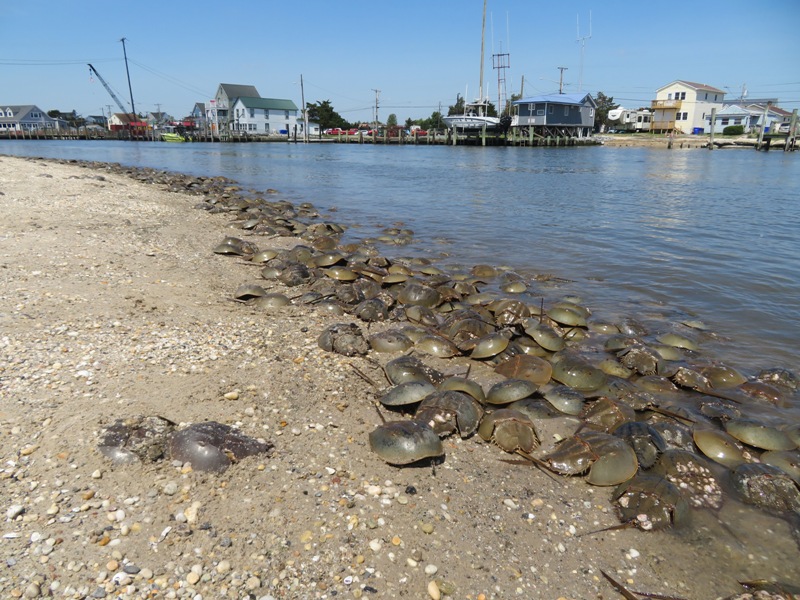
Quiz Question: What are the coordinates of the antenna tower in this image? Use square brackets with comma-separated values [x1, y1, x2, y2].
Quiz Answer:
[492, 43, 511, 115]
[576, 11, 592, 92]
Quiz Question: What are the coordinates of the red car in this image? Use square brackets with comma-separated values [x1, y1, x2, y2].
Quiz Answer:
[324, 128, 345, 135]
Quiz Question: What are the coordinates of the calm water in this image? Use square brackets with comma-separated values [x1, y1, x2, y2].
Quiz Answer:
[2, 140, 798, 373]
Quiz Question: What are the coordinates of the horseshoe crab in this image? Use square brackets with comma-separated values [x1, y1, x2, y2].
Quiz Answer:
[537, 431, 639, 486]
[613, 422, 667, 469]
[317, 322, 370, 356]
[494, 354, 552, 385]
[368, 330, 414, 353]
[213, 236, 258, 256]
[396, 281, 441, 307]
[652, 449, 723, 510]
[384, 355, 444, 386]
[550, 353, 607, 392]
[233, 283, 268, 301]
[97, 415, 176, 464]
[414, 390, 484, 438]
[252, 293, 291, 308]
[541, 384, 585, 416]
[692, 428, 749, 469]
[369, 420, 444, 465]
[760, 450, 800, 484]
[724, 418, 797, 451]
[486, 378, 539, 405]
[478, 408, 538, 453]
[379, 381, 436, 408]
[438, 376, 486, 404]
[613, 473, 690, 531]
[731, 463, 800, 514]
[169, 422, 272, 473]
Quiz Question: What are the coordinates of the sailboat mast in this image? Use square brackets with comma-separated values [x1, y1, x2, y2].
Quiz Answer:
[479, 0, 487, 102]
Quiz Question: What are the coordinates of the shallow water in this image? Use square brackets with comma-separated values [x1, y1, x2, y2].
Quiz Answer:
[2, 140, 799, 375]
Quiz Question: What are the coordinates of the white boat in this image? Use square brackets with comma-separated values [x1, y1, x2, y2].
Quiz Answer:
[443, 0, 501, 131]
[442, 100, 500, 130]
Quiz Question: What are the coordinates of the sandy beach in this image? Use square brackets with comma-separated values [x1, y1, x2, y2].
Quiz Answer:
[1, 155, 797, 600]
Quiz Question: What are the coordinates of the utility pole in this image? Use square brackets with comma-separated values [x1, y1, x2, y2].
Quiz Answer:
[120, 37, 136, 123]
[557, 67, 568, 94]
[300, 74, 308, 142]
[372, 89, 381, 131]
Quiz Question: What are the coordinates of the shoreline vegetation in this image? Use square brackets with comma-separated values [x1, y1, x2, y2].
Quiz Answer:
[1, 155, 797, 600]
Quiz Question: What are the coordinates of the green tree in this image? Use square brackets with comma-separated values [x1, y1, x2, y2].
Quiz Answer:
[306, 100, 349, 130]
[448, 94, 465, 116]
[386, 113, 398, 127]
[594, 92, 619, 132]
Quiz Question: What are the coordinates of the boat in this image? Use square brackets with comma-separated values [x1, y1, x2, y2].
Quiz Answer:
[442, 0, 501, 131]
[161, 132, 186, 142]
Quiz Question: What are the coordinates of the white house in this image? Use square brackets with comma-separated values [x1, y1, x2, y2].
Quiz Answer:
[651, 80, 725, 134]
[229, 96, 301, 136]
[0, 105, 64, 131]
[706, 102, 792, 134]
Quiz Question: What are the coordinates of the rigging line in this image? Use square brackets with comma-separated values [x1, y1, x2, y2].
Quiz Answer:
[128, 59, 213, 98]
[0, 58, 120, 65]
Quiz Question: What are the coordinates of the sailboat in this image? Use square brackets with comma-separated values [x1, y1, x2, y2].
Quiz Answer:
[442, 0, 501, 131]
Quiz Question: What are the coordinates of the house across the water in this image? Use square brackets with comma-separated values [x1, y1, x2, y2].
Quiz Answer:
[512, 93, 597, 138]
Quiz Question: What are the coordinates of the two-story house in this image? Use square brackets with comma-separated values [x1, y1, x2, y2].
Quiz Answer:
[651, 80, 725, 134]
[0, 105, 64, 131]
[213, 83, 260, 130]
[229, 97, 301, 135]
[512, 92, 597, 137]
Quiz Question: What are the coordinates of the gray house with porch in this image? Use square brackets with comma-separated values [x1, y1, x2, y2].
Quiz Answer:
[513, 93, 597, 138]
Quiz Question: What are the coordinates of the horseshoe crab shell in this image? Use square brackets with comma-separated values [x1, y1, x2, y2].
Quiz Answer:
[252, 293, 291, 308]
[368, 330, 414, 353]
[379, 381, 436, 407]
[415, 390, 484, 438]
[233, 283, 268, 300]
[486, 378, 539, 405]
[169, 422, 272, 472]
[550, 354, 607, 392]
[369, 420, 444, 465]
[470, 331, 511, 359]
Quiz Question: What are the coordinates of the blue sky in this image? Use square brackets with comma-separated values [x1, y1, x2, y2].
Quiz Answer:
[2, 0, 799, 123]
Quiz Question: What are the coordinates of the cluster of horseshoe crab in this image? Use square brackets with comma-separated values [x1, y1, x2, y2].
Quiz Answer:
[207, 194, 800, 541]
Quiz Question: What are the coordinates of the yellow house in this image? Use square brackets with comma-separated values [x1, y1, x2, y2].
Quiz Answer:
[651, 80, 725, 134]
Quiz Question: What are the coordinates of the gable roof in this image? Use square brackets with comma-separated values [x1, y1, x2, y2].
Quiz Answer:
[234, 96, 299, 111]
[514, 92, 596, 107]
[0, 105, 37, 119]
[657, 80, 726, 94]
[219, 83, 260, 99]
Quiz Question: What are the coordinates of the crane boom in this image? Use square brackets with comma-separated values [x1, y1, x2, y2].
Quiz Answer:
[88, 64, 128, 116]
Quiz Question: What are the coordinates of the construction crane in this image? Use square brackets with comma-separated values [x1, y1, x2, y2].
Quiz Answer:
[87, 64, 130, 119]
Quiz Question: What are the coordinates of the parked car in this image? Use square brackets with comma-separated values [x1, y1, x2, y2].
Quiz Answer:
[324, 128, 345, 135]
[777, 122, 792, 134]
[346, 128, 359, 135]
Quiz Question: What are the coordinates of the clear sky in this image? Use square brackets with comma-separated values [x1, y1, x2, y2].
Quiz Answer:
[2, 0, 799, 124]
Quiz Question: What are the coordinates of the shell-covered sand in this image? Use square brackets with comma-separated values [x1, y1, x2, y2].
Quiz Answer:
[0, 155, 797, 599]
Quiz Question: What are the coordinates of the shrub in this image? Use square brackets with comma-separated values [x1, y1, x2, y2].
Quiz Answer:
[723, 125, 744, 136]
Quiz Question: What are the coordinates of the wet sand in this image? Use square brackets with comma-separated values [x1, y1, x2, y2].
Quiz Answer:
[0, 155, 797, 600]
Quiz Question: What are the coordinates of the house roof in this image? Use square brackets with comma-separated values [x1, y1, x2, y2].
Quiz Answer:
[514, 92, 596, 107]
[219, 84, 260, 99]
[657, 80, 726, 94]
[0, 105, 38, 119]
[234, 96, 299, 111]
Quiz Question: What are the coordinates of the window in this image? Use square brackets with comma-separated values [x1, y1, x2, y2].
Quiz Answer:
[536, 109, 545, 116]
[548, 105, 554, 114]
[734, 118, 741, 125]
[705, 93, 708, 100]
[714, 95, 718, 101]
[249, 108, 254, 118]
[668, 93, 673, 100]
[589, 108, 594, 117]
[683, 112, 688, 120]
[721, 118, 729, 125]
[264, 110, 270, 119]
[285, 110, 290, 119]
[564, 106, 569, 116]
[679, 92, 686, 100]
